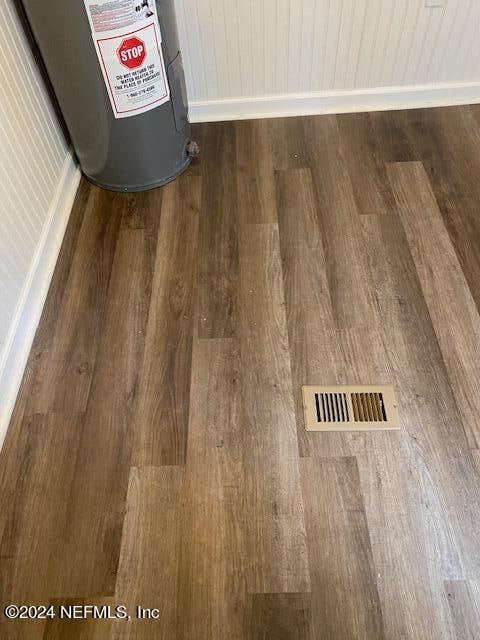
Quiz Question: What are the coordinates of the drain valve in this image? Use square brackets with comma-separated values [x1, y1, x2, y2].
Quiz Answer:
[187, 141, 200, 157]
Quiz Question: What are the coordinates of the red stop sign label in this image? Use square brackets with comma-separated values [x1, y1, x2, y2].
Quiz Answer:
[117, 37, 146, 69]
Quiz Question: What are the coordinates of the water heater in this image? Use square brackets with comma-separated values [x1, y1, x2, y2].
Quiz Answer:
[21, 0, 195, 192]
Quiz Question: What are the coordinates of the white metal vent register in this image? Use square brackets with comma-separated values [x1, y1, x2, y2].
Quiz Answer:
[302, 385, 400, 432]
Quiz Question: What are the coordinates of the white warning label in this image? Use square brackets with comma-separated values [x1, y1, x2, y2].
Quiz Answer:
[84, 0, 157, 33]
[84, 0, 170, 118]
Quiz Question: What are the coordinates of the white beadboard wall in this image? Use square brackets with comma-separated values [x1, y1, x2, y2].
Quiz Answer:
[175, 0, 480, 121]
[0, 1, 80, 445]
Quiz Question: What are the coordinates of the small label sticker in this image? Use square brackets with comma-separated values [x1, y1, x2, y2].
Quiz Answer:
[84, 0, 158, 34]
[84, 0, 170, 118]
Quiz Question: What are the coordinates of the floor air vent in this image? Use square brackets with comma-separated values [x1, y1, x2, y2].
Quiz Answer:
[302, 385, 399, 432]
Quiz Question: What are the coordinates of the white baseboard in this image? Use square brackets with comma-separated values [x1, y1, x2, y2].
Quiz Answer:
[189, 81, 480, 123]
[0, 152, 81, 449]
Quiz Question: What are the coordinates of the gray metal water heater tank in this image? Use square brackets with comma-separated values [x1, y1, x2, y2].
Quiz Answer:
[21, 0, 194, 192]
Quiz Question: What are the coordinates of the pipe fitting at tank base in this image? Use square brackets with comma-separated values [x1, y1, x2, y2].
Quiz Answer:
[186, 140, 200, 157]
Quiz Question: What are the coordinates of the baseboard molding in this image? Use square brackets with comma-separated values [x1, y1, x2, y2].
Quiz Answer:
[189, 81, 480, 123]
[0, 152, 81, 449]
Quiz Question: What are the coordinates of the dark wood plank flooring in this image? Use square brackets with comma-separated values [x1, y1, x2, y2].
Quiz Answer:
[1, 106, 480, 639]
